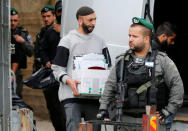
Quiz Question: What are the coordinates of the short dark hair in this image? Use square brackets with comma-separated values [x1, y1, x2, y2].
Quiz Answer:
[156, 22, 176, 37]
[130, 24, 153, 37]
[76, 6, 94, 19]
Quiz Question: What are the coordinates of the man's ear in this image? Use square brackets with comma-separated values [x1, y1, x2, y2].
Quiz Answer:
[78, 17, 83, 26]
[145, 35, 150, 42]
[158, 34, 167, 43]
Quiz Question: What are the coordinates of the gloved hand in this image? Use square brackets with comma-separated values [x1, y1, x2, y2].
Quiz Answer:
[157, 109, 172, 122]
[96, 109, 109, 120]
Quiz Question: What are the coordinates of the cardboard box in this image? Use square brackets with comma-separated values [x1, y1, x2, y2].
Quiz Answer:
[72, 69, 110, 96]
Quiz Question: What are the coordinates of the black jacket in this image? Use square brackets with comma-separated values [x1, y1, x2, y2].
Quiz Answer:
[11, 26, 33, 69]
[40, 26, 60, 65]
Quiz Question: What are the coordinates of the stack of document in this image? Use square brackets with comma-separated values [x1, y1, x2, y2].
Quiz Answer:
[72, 53, 110, 96]
[73, 53, 108, 70]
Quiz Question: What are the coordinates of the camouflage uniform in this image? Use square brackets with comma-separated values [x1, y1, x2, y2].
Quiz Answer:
[99, 48, 184, 131]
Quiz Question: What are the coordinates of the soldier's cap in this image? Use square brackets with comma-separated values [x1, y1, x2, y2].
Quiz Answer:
[11, 8, 18, 15]
[132, 17, 154, 30]
[41, 5, 54, 13]
[55, 0, 62, 12]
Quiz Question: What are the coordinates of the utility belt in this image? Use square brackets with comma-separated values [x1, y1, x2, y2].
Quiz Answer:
[123, 108, 145, 118]
[124, 112, 145, 118]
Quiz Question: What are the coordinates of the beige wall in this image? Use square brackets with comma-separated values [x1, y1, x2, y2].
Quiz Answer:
[11, 0, 58, 41]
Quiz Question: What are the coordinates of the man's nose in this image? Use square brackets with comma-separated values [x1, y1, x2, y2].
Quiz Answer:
[44, 17, 48, 21]
[129, 36, 133, 41]
[91, 20, 96, 25]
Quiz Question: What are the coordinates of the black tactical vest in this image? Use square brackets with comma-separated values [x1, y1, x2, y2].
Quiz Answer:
[11, 27, 29, 69]
[116, 50, 169, 109]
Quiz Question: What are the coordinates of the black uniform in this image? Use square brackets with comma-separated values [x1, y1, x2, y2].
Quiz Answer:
[41, 26, 60, 65]
[41, 26, 66, 131]
[33, 27, 48, 73]
[11, 26, 33, 97]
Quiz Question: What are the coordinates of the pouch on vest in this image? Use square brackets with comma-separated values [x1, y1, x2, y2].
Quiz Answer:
[139, 90, 147, 107]
[127, 88, 138, 108]
[148, 87, 158, 105]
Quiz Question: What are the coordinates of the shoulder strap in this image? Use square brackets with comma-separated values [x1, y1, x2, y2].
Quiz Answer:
[136, 50, 158, 94]
[116, 50, 131, 82]
[158, 51, 167, 57]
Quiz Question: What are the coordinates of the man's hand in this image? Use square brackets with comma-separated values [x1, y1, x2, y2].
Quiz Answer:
[53, 24, 61, 33]
[11, 62, 19, 74]
[96, 109, 110, 120]
[46, 61, 51, 68]
[11, 75, 15, 82]
[13, 34, 25, 43]
[66, 78, 80, 96]
[156, 109, 171, 122]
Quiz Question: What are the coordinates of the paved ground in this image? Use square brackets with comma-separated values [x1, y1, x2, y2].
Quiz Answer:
[21, 57, 55, 131]
[22, 86, 55, 131]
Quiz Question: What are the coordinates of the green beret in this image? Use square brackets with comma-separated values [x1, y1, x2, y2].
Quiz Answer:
[41, 5, 54, 13]
[11, 8, 18, 15]
[132, 17, 154, 30]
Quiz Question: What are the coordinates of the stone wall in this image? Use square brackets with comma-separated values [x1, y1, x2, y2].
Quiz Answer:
[11, 0, 58, 42]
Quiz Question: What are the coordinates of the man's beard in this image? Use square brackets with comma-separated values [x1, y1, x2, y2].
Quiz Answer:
[160, 40, 169, 51]
[130, 43, 145, 52]
[132, 46, 144, 52]
[82, 23, 94, 34]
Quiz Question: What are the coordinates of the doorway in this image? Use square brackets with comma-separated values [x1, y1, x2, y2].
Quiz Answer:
[154, 0, 188, 104]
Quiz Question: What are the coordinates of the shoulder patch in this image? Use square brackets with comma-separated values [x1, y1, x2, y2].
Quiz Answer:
[116, 49, 132, 59]
[116, 53, 126, 59]
[158, 51, 167, 57]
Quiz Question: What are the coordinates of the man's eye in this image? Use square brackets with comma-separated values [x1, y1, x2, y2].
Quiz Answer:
[11, 20, 18, 22]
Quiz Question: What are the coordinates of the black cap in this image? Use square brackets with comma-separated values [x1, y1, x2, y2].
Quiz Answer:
[55, 0, 62, 12]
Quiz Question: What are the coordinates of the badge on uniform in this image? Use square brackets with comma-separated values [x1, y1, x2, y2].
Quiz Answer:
[145, 62, 154, 67]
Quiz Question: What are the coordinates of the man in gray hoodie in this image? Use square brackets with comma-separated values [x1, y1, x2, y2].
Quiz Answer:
[52, 6, 111, 131]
